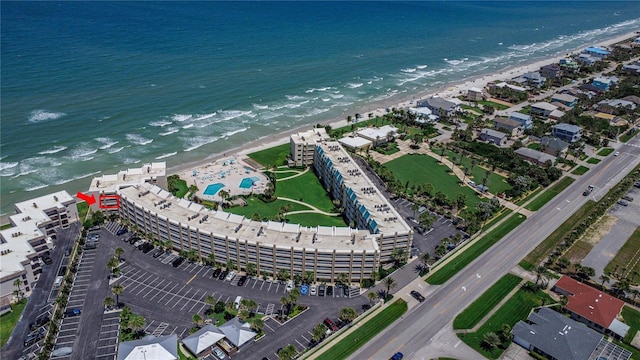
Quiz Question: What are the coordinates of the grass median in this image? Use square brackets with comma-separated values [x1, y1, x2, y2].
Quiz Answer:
[315, 299, 408, 360]
[0, 300, 27, 347]
[524, 177, 574, 211]
[427, 214, 527, 285]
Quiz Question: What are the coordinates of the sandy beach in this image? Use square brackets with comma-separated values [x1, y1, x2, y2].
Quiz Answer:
[169, 31, 638, 177]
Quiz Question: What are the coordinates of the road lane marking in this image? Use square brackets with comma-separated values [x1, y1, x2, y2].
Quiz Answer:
[186, 274, 197, 285]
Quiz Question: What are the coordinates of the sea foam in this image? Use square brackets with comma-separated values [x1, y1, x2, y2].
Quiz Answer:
[38, 146, 67, 155]
[28, 109, 66, 123]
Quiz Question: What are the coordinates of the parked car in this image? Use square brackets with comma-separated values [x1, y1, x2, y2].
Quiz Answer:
[212, 268, 222, 278]
[23, 328, 46, 347]
[64, 247, 71, 256]
[152, 249, 164, 258]
[218, 270, 229, 280]
[225, 271, 236, 281]
[141, 243, 155, 253]
[622, 195, 634, 202]
[172, 257, 185, 267]
[133, 240, 145, 248]
[318, 285, 325, 296]
[29, 315, 50, 331]
[89, 225, 100, 231]
[237, 275, 247, 287]
[614, 151, 620, 156]
[50, 347, 73, 357]
[323, 318, 338, 332]
[310, 284, 317, 296]
[64, 308, 81, 317]
[58, 266, 67, 277]
[116, 228, 128, 236]
[327, 286, 334, 296]
[286, 280, 294, 292]
[410, 290, 425, 302]
[617, 200, 629, 206]
[212, 347, 226, 359]
[390, 352, 404, 360]
[42, 256, 53, 265]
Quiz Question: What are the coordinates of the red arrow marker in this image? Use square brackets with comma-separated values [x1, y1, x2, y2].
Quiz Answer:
[76, 192, 96, 205]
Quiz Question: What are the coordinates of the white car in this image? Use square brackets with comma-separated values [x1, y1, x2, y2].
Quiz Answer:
[212, 347, 226, 359]
[614, 151, 620, 156]
[225, 271, 236, 281]
[310, 284, 317, 296]
[286, 280, 294, 292]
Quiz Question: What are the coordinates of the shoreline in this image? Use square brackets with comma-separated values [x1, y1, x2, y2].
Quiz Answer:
[168, 30, 638, 176]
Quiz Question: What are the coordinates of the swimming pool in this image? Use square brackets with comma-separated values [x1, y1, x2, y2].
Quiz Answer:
[203, 183, 225, 195]
[239, 176, 261, 189]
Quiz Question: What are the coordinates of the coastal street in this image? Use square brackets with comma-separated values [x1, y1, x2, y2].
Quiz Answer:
[348, 134, 640, 360]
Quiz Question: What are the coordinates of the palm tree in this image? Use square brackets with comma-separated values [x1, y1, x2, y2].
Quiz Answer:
[128, 314, 146, 337]
[240, 298, 258, 312]
[383, 277, 396, 295]
[114, 247, 125, 259]
[391, 248, 407, 267]
[251, 318, 264, 333]
[192, 313, 203, 327]
[339, 307, 358, 323]
[421, 252, 432, 269]
[303, 271, 315, 284]
[278, 344, 297, 360]
[103, 296, 115, 309]
[534, 265, 547, 287]
[367, 292, 378, 305]
[13, 279, 23, 302]
[288, 288, 300, 306]
[106, 257, 119, 274]
[600, 274, 610, 288]
[277, 268, 290, 281]
[246, 263, 257, 277]
[481, 332, 501, 350]
[112, 284, 124, 305]
[311, 323, 328, 343]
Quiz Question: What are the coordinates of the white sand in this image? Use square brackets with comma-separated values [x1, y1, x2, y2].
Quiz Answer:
[169, 31, 638, 175]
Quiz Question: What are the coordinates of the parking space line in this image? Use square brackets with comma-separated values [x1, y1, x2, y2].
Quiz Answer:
[193, 266, 206, 277]
[295, 339, 305, 348]
[157, 283, 179, 302]
[190, 264, 202, 274]
[165, 285, 186, 305]
[186, 274, 197, 285]
[144, 320, 155, 331]
[143, 279, 166, 298]
[149, 281, 173, 301]
[189, 292, 206, 313]
[181, 289, 200, 311]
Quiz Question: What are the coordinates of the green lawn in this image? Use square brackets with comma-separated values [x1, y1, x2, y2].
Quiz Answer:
[586, 157, 601, 164]
[515, 186, 543, 206]
[571, 165, 589, 175]
[527, 143, 540, 150]
[444, 151, 512, 195]
[477, 100, 510, 110]
[482, 209, 513, 231]
[623, 306, 640, 343]
[247, 143, 291, 168]
[621, 129, 639, 143]
[453, 274, 522, 329]
[0, 300, 27, 347]
[458, 286, 553, 359]
[276, 171, 335, 212]
[524, 177, 574, 211]
[76, 201, 90, 222]
[427, 214, 527, 285]
[174, 179, 189, 198]
[285, 213, 346, 227]
[385, 154, 482, 209]
[226, 197, 308, 219]
[316, 299, 408, 360]
[604, 227, 640, 280]
[0, 223, 12, 230]
[597, 147, 614, 156]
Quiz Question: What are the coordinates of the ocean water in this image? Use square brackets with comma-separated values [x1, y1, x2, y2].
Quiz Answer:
[1, 1, 640, 215]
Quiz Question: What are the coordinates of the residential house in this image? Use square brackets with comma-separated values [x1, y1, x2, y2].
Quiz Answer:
[182, 325, 226, 358]
[596, 99, 637, 115]
[622, 95, 640, 106]
[577, 53, 598, 65]
[408, 107, 439, 123]
[416, 96, 460, 117]
[540, 64, 563, 79]
[549, 109, 566, 121]
[582, 46, 610, 59]
[552, 123, 582, 143]
[514, 148, 556, 166]
[466, 87, 484, 101]
[479, 128, 507, 146]
[559, 58, 580, 71]
[514, 71, 545, 88]
[592, 76, 618, 91]
[509, 112, 533, 129]
[551, 93, 578, 108]
[622, 62, 640, 75]
[539, 136, 569, 157]
[512, 307, 604, 360]
[579, 83, 606, 95]
[552, 276, 630, 340]
[530, 102, 558, 117]
[594, 112, 617, 124]
[493, 117, 523, 136]
[489, 81, 527, 94]
[356, 125, 399, 147]
[118, 335, 178, 360]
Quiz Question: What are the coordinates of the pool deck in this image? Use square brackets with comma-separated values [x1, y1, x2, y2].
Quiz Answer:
[176, 156, 268, 202]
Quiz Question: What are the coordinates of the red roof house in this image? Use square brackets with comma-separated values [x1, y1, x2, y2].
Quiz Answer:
[552, 276, 629, 339]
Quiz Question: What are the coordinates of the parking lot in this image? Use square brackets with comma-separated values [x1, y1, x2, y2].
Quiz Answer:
[95, 312, 120, 360]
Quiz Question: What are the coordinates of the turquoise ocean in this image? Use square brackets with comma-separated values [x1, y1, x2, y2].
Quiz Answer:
[2, 1, 640, 215]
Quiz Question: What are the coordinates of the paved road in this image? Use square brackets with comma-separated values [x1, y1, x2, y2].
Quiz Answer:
[349, 135, 640, 359]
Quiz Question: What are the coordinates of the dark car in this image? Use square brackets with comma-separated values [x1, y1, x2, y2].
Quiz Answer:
[323, 318, 338, 332]
[42, 256, 53, 265]
[64, 247, 71, 256]
[116, 228, 128, 236]
[390, 352, 404, 360]
[23, 328, 46, 347]
[172, 257, 185, 267]
[212, 268, 222, 278]
[64, 308, 81, 317]
[58, 266, 67, 277]
[327, 285, 334, 296]
[152, 249, 164, 258]
[237, 275, 247, 287]
[29, 315, 50, 331]
[343, 286, 350, 297]
[318, 285, 325, 296]
[142, 243, 155, 253]
[617, 200, 629, 206]
[410, 290, 425, 302]
[218, 270, 229, 280]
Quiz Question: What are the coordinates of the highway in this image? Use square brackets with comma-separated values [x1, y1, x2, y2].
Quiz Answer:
[350, 134, 640, 360]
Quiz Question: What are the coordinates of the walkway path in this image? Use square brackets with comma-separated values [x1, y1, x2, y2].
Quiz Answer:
[274, 167, 309, 181]
[278, 196, 340, 217]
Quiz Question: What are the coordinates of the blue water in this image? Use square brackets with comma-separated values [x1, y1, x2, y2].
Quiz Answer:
[239, 177, 260, 189]
[204, 183, 225, 196]
[2, 2, 640, 214]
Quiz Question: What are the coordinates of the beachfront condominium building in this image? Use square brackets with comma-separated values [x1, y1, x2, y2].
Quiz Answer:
[289, 128, 330, 167]
[89, 162, 167, 209]
[0, 191, 78, 306]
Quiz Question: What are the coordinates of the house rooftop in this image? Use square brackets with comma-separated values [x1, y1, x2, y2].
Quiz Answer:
[514, 148, 557, 164]
[494, 117, 522, 128]
[540, 137, 569, 150]
[338, 136, 372, 149]
[356, 125, 398, 141]
[480, 128, 507, 139]
[182, 324, 225, 356]
[554, 123, 581, 133]
[509, 112, 532, 121]
[418, 96, 457, 111]
[117, 334, 178, 360]
[531, 102, 558, 111]
[554, 276, 625, 328]
[551, 93, 578, 103]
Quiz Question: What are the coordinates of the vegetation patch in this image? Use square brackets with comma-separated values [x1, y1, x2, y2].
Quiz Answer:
[458, 284, 553, 359]
[482, 209, 513, 231]
[561, 215, 617, 265]
[427, 214, 526, 285]
[571, 165, 589, 175]
[0, 300, 27, 347]
[604, 227, 640, 280]
[597, 147, 615, 156]
[276, 171, 335, 212]
[226, 197, 307, 220]
[453, 274, 522, 329]
[515, 187, 543, 206]
[622, 306, 640, 343]
[316, 299, 408, 360]
[524, 177, 574, 211]
[285, 213, 346, 227]
[76, 201, 90, 222]
[586, 157, 602, 164]
[167, 174, 189, 198]
[247, 143, 291, 168]
[477, 100, 510, 110]
[444, 150, 512, 195]
[621, 128, 639, 143]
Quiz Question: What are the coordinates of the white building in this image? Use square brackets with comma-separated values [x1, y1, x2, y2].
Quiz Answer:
[356, 125, 399, 147]
[289, 128, 330, 167]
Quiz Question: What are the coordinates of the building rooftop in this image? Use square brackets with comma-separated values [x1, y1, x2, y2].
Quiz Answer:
[531, 102, 558, 111]
[552, 93, 578, 104]
[554, 276, 625, 329]
[117, 334, 178, 360]
[509, 112, 532, 121]
[338, 136, 372, 149]
[0, 238, 36, 278]
[89, 162, 166, 193]
[418, 96, 457, 111]
[182, 324, 225, 356]
[218, 318, 256, 348]
[540, 136, 569, 150]
[290, 127, 330, 145]
[119, 183, 380, 253]
[480, 128, 507, 139]
[513, 307, 602, 360]
[356, 125, 399, 141]
[553, 123, 582, 133]
[494, 117, 522, 128]
[514, 148, 557, 164]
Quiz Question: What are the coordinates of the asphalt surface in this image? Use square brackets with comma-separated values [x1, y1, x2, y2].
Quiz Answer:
[349, 135, 640, 359]
[1, 222, 80, 360]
